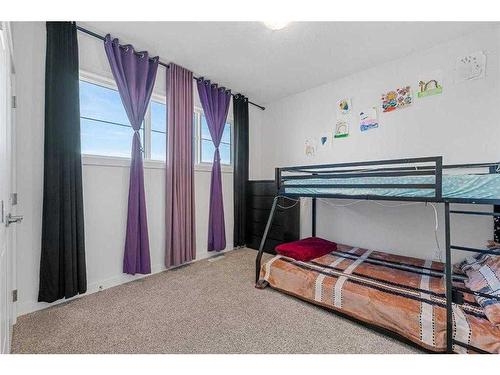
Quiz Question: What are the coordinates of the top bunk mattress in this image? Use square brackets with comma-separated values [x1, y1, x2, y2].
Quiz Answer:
[282, 174, 500, 200]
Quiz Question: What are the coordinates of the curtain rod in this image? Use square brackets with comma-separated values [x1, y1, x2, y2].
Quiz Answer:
[76, 25, 266, 111]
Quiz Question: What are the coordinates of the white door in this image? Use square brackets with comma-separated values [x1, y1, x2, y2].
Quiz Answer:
[0, 22, 17, 355]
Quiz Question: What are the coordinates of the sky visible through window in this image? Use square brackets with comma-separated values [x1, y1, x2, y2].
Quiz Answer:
[201, 114, 231, 165]
[80, 80, 140, 158]
[80, 79, 231, 165]
[151, 101, 167, 161]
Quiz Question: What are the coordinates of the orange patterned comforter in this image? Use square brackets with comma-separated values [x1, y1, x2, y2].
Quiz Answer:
[258, 244, 500, 353]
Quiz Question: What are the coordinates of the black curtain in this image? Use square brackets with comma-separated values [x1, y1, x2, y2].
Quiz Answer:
[233, 95, 249, 247]
[39, 22, 87, 303]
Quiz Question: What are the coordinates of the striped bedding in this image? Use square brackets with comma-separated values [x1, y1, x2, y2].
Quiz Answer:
[258, 244, 500, 353]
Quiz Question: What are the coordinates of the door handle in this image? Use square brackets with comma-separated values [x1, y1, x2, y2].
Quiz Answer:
[6, 213, 23, 227]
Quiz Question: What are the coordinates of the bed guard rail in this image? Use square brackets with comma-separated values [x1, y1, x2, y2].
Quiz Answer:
[276, 156, 445, 201]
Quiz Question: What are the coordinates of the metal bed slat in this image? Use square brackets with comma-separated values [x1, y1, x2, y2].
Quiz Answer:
[285, 166, 437, 174]
[450, 245, 500, 256]
[280, 156, 442, 172]
[283, 183, 436, 189]
[279, 193, 443, 202]
[451, 210, 500, 217]
[453, 286, 500, 301]
[279, 194, 500, 205]
[281, 170, 436, 180]
[282, 161, 499, 174]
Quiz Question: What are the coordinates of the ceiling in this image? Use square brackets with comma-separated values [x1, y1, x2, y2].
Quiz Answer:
[80, 22, 497, 105]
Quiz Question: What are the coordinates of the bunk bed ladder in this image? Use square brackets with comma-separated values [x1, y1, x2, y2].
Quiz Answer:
[447, 207, 500, 354]
[444, 202, 453, 353]
[255, 196, 279, 284]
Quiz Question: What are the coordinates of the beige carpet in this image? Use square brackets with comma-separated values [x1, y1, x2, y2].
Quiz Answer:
[12, 248, 420, 354]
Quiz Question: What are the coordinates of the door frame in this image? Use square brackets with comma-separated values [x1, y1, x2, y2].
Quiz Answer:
[0, 21, 17, 354]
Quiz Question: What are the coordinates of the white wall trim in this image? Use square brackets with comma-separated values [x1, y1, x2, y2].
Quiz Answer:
[82, 154, 234, 173]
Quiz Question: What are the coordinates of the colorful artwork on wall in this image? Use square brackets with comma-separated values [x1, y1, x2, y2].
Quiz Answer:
[334, 119, 349, 138]
[417, 74, 443, 98]
[337, 98, 351, 115]
[381, 86, 412, 112]
[318, 133, 332, 150]
[359, 107, 379, 132]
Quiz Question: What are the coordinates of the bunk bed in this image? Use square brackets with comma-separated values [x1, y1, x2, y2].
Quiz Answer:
[255, 156, 500, 354]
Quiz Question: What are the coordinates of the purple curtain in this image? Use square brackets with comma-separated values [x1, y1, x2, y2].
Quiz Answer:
[104, 34, 159, 274]
[165, 64, 196, 267]
[197, 79, 231, 252]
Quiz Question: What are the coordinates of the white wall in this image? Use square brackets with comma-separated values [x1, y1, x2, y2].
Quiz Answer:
[12, 22, 261, 316]
[256, 26, 500, 261]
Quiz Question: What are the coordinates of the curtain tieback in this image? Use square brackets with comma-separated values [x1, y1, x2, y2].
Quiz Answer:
[133, 129, 144, 153]
[214, 146, 221, 162]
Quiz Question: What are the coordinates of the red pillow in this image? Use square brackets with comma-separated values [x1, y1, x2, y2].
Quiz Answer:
[275, 237, 337, 261]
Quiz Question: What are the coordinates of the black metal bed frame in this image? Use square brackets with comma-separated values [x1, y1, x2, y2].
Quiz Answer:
[255, 156, 500, 354]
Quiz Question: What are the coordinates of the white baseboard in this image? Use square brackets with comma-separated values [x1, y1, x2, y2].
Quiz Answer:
[16, 247, 236, 317]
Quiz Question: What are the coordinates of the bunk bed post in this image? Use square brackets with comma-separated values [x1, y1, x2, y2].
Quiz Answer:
[435, 156, 443, 199]
[312, 198, 317, 237]
[444, 201, 453, 353]
[312, 172, 317, 237]
[275, 167, 281, 191]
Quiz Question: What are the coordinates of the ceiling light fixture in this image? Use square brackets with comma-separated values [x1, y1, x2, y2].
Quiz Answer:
[263, 21, 290, 31]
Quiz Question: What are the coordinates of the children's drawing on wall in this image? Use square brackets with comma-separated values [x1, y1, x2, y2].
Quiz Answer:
[417, 72, 443, 98]
[335, 97, 351, 139]
[381, 86, 412, 112]
[305, 139, 316, 157]
[417, 79, 443, 98]
[334, 119, 349, 138]
[337, 98, 351, 115]
[318, 133, 332, 151]
[455, 51, 486, 82]
[359, 107, 379, 132]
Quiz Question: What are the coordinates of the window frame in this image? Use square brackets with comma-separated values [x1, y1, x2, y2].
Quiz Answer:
[79, 71, 233, 173]
[147, 93, 168, 163]
[79, 70, 167, 168]
[194, 106, 234, 172]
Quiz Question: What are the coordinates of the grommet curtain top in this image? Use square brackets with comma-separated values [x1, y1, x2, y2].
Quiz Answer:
[104, 34, 159, 63]
[196, 77, 232, 96]
[234, 94, 248, 102]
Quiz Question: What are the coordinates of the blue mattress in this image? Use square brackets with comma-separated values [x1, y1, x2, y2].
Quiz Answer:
[283, 174, 500, 200]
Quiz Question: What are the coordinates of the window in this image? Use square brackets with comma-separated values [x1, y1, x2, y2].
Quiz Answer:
[79, 76, 167, 161]
[150, 100, 167, 161]
[80, 80, 144, 158]
[198, 113, 232, 166]
[80, 74, 232, 169]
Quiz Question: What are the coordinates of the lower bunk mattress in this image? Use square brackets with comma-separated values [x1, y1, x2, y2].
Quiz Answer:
[258, 244, 500, 353]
